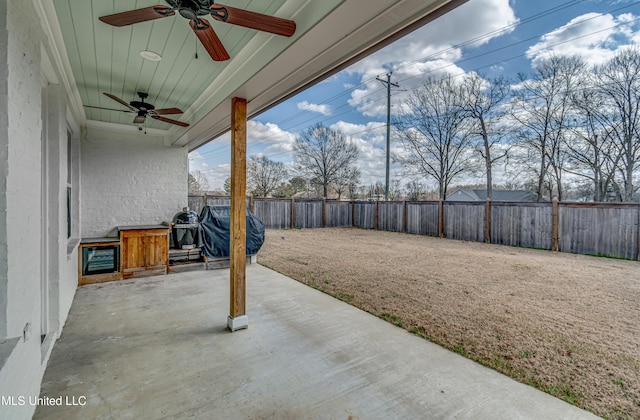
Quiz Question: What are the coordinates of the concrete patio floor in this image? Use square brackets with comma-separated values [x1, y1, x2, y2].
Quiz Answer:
[35, 265, 599, 419]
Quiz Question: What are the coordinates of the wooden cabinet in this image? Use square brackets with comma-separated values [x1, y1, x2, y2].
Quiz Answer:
[119, 226, 170, 279]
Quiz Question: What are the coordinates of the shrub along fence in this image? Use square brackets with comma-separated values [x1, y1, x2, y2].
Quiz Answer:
[188, 194, 640, 261]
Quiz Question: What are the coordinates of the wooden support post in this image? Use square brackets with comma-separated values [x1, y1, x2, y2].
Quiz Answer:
[485, 198, 491, 244]
[551, 198, 559, 252]
[438, 199, 444, 238]
[291, 197, 295, 229]
[228, 97, 248, 332]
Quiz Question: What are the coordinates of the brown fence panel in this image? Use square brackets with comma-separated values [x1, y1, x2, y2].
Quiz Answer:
[559, 203, 639, 260]
[187, 196, 640, 261]
[491, 202, 553, 249]
[295, 200, 323, 229]
[253, 199, 291, 229]
[188, 195, 251, 216]
[354, 201, 376, 229]
[326, 201, 352, 227]
[377, 202, 404, 232]
[206, 196, 231, 206]
[444, 201, 485, 242]
[406, 202, 439, 236]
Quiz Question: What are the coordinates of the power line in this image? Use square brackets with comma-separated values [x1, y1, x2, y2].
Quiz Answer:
[194, 1, 640, 166]
[258, 1, 640, 152]
[266, 0, 600, 130]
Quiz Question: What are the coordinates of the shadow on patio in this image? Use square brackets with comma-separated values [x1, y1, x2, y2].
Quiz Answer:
[35, 265, 597, 419]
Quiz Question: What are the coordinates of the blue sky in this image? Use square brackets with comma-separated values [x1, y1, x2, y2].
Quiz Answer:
[189, 0, 640, 191]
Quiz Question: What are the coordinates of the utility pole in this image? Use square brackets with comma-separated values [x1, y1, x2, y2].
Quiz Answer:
[377, 72, 399, 201]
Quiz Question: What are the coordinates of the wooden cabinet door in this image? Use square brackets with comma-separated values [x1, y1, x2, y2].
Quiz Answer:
[121, 229, 168, 278]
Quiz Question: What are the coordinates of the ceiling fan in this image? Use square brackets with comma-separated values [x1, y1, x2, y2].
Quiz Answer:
[85, 92, 190, 127]
[99, 1, 297, 61]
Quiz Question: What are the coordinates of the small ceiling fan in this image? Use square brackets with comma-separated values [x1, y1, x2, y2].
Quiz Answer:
[99, 1, 297, 61]
[85, 92, 190, 127]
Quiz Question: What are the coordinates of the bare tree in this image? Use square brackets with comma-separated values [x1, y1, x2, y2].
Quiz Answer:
[393, 75, 476, 200]
[247, 155, 288, 197]
[367, 181, 385, 200]
[387, 179, 403, 201]
[511, 55, 587, 201]
[293, 124, 359, 198]
[188, 170, 209, 193]
[404, 180, 426, 201]
[596, 47, 640, 201]
[565, 86, 622, 201]
[458, 73, 511, 200]
[332, 166, 361, 200]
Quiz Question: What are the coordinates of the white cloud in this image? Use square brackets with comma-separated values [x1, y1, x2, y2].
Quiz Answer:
[188, 151, 203, 161]
[526, 12, 640, 66]
[264, 142, 294, 156]
[326, 121, 401, 186]
[345, 0, 518, 118]
[200, 164, 230, 190]
[248, 120, 296, 146]
[297, 100, 332, 116]
[330, 121, 386, 145]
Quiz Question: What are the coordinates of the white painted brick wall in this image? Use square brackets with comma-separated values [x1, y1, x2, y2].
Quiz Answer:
[6, 0, 43, 339]
[0, 1, 45, 419]
[0, 0, 9, 337]
[81, 127, 188, 238]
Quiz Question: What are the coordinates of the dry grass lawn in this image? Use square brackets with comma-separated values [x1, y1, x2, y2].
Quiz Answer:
[258, 228, 640, 419]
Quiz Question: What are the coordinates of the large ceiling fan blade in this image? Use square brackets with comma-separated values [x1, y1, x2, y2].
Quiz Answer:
[190, 19, 230, 61]
[99, 6, 175, 27]
[210, 4, 296, 37]
[152, 107, 184, 116]
[133, 115, 146, 124]
[103, 93, 138, 112]
[151, 115, 190, 127]
[84, 105, 134, 113]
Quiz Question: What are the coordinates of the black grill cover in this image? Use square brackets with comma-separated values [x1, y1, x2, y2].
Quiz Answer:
[199, 205, 265, 258]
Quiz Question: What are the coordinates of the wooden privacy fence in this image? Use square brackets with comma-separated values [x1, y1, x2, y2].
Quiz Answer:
[188, 195, 640, 261]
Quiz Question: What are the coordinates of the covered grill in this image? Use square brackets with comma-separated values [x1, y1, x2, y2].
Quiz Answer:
[171, 207, 202, 249]
[199, 205, 265, 258]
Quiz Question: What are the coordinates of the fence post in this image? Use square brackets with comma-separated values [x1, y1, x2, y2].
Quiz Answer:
[552, 198, 559, 252]
[291, 197, 295, 229]
[485, 198, 492, 244]
[203, 192, 208, 209]
[322, 198, 327, 228]
[351, 200, 355, 228]
[438, 199, 444, 238]
[375, 200, 379, 230]
[637, 204, 640, 261]
[403, 201, 407, 233]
